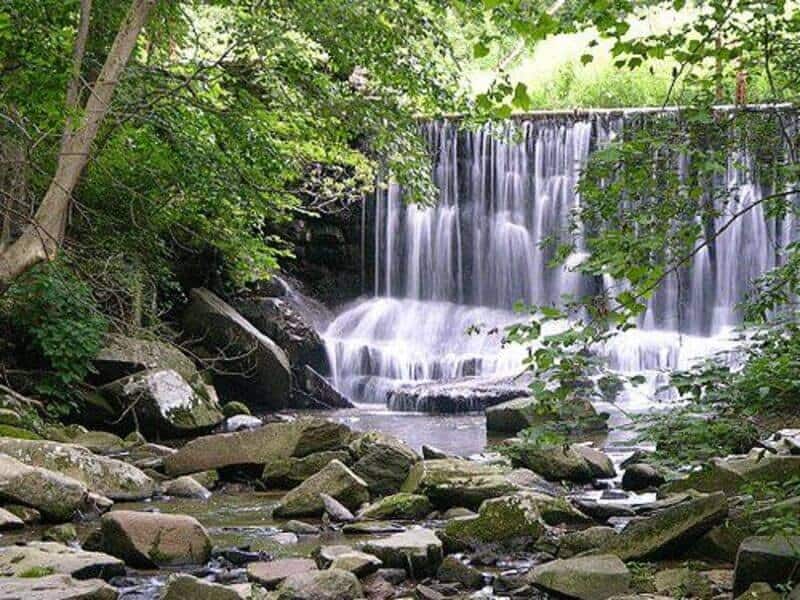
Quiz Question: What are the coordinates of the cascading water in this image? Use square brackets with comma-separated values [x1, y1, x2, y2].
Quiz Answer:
[324, 111, 796, 412]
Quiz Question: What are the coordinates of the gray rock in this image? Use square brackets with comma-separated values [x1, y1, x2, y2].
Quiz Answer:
[262, 450, 352, 489]
[559, 527, 618, 558]
[161, 574, 259, 600]
[421, 445, 449, 460]
[224, 415, 264, 432]
[101, 369, 223, 438]
[94, 333, 199, 385]
[71, 431, 127, 455]
[163, 475, 211, 499]
[359, 493, 433, 521]
[247, 558, 318, 589]
[276, 568, 363, 600]
[528, 554, 631, 600]
[183, 288, 292, 409]
[574, 445, 616, 479]
[733, 536, 800, 596]
[622, 464, 665, 491]
[359, 527, 443, 578]
[0, 453, 91, 522]
[512, 444, 594, 483]
[388, 376, 530, 413]
[304, 366, 355, 409]
[0, 574, 119, 599]
[350, 432, 419, 496]
[654, 568, 713, 599]
[342, 521, 405, 535]
[99, 510, 212, 568]
[322, 493, 355, 522]
[437, 556, 484, 589]
[0, 542, 124, 580]
[487, 396, 605, 434]
[0, 438, 154, 501]
[273, 460, 369, 518]
[284, 520, 319, 535]
[0, 506, 23, 530]
[329, 551, 382, 577]
[164, 417, 351, 476]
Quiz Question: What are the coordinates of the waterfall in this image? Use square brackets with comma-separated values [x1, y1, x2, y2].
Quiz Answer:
[324, 112, 796, 410]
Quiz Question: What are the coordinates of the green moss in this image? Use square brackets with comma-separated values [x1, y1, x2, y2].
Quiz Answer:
[222, 401, 250, 418]
[0, 425, 41, 440]
[361, 493, 433, 520]
[19, 566, 56, 578]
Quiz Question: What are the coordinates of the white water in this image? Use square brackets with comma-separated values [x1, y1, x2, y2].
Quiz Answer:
[324, 114, 796, 411]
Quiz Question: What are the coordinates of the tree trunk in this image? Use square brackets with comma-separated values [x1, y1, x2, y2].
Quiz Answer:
[0, 0, 158, 293]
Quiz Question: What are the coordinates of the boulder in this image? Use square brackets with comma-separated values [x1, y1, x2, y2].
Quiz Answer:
[388, 376, 530, 413]
[359, 528, 443, 578]
[0, 506, 23, 530]
[247, 558, 318, 589]
[273, 460, 369, 518]
[654, 568, 713, 600]
[512, 444, 594, 483]
[733, 536, 800, 596]
[350, 432, 419, 496]
[0, 453, 90, 522]
[0, 574, 118, 600]
[99, 510, 212, 568]
[223, 415, 264, 432]
[487, 396, 605, 434]
[276, 568, 363, 600]
[0, 438, 154, 501]
[162, 574, 260, 600]
[163, 475, 211, 499]
[599, 492, 728, 560]
[164, 417, 351, 476]
[322, 493, 355, 522]
[71, 431, 127, 455]
[303, 366, 355, 409]
[101, 369, 223, 438]
[222, 401, 251, 418]
[262, 450, 352, 489]
[437, 556, 484, 589]
[660, 452, 800, 496]
[329, 551, 382, 577]
[235, 296, 328, 373]
[93, 333, 199, 384]
[183, 288, 292, 409]
[0, 542, 124, 580]
[574, 445, 616, 479]
[528, 555, 631, 600]
[559, 527, 618, 558]
[315, 545, 353, 568]
[441, 493, 546, 550]
[622, 464, 665, 491]
[421, 445, 449, 460]
[400, 458, 519, 510]
[284, 520, 319, 535]
[359, 493, 433, 521]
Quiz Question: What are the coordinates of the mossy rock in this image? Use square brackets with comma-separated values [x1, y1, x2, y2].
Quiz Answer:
[222, 401, 251, 418]
[263, 450, 352, 489]
[42, 524, 79, 545]
[0, 409, 22, 427]
[359, 493, 433, 521]
[0, 425, 41, 440]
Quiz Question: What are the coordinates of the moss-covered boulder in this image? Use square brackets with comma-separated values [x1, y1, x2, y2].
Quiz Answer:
[101, 369, 223, 439]
[0, 425, 41, 440]
[437, 556, 484, 589]
[359, 527, 443, 578]
[222, 401, 251, 418]
[400, 458, 519, 510]
[350, 432, 419, 496]
[329, 551, 382, 577]
[0, 438, 154, 501]
[528, 555, 631, 600]
[0, 541, 124, 580]
[359, 493, 433, 521]
[183, 288, 292, 409]
[733, 536, 800, 596]
[94, 333, 200, 385]
[71, 431, 127, 455]
[99, 510, 212, 568]
[163, 476, 211, 499]
[512, 444, 595, 483]
[273, 459, 369, 518]
[0, 453, 91, 522]
[574, 445, 616, 479]
[486, 396, 606, 434]
[441, 493, 546, 550]
[558, 526, 619, 558]
[262, 450, 352, 489]
[164, 417, 351, 476]
[599, 492, 728, 560]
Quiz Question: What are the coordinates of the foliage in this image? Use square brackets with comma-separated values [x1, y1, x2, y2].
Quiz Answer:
[740, 476, 800, 538]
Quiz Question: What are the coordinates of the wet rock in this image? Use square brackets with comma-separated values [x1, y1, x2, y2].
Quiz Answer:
[0, 542, 124, 580]
[437, 556, 484, 589]
[359, 493, 433, 521]
[247, 558, 318, 589]
[487, 396, 605, 434]
[421, 445, 449, 460]
[284, 520, 319, 535]
[733, 536, 800, 596]
[102, 369, 224, 438]
[162, 574, 261, 600]
[262, 450, 352, 489]
[0, 506, 23, 530]
[329, 550, 382, 577]
[276, 568, 363, 600]
[0, 438, 154, 501]
[342, 521, 404, 535]
[183, 288, 292, 409]
[0, 453, 91, 522]
[622, 464, 665, 491]
[322, 493, 355, 522]
[164, 417, 351, 476]
[559, 527, 618, 558]
[505, 467, 565, 496]
[599, 492, 728, 560]
[660, 451, 800, 495]
[388, 376, 530, 413]
[223, 401, 251, 418]
[350, 432, 419, 496]
[654, 568, 713, 599]
[99, 510, 212, 568]
[574, 445, 616, 479]
[736, 582, 782, 600]
[273, 459, 369, 518]
[512, 444, 594, 483]
[223, 415, 264, 432]
[528, 554, 631, 600]
[0, 574, 119, 600]
[401, 458, 519, 510]
[212, 547, 265, 566]
[43, 523, 79, 545]
[163, 475, 211, 499]
[360, 527, 443, 578]
[303, 366, 354, 409]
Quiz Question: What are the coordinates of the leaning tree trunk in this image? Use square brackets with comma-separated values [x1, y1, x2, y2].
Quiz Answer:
[0, 0, 158, 293]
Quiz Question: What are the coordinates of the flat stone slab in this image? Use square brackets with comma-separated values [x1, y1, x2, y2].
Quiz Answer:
[247, 558, 318, 589]
[0, 574, 118, 599]
[0, 542, 125, 580]
[733, 536, 800, 596]
[528, 554, 631, 600]
[359, 527, 443, 578]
